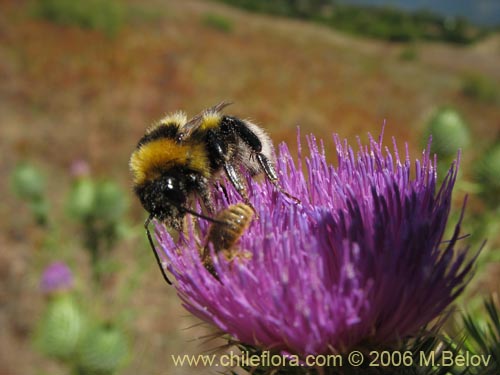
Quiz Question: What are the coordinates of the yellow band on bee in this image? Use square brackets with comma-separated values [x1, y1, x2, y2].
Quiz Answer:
[146, 112, 186, 134]
[130, 138, 209, 185]
[200, 112, 222, 130]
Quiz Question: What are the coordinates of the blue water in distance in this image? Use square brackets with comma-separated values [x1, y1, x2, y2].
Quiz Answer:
[336, 0, 500, 27]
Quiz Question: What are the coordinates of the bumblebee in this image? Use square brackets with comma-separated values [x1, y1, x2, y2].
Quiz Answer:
[202, 203, 254, 276]
[130, 102, 296, 284]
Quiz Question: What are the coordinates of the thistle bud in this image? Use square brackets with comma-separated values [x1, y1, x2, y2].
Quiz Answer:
[36, 295, 87, 360]
[11, 163, 45, 201]
[78, 324, 129, 374]
[66, 178, 97, 220]
[93, 181, 127, 222]
[426, 107, 470, 159]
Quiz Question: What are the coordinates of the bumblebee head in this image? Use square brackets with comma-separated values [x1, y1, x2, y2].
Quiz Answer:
[134, 173, 190, 223]
[162, 175, 189, 204]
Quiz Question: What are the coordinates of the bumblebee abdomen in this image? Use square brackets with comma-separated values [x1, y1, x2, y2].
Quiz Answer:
[130, 138, 209, 186]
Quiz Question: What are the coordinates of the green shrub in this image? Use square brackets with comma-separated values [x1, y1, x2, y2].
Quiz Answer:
[32, 0, 125, 37]
[216, 0, 488, 44]
[399, 45, 418, 61]
[475, 143, 500, 206]
[202, 13, 233, 33]
[462, 74, 499, 103]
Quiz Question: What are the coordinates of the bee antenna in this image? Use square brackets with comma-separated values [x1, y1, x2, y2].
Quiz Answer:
[145, 215, 172, 285]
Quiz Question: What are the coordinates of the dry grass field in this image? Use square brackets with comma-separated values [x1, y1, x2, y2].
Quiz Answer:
[1, 1, 499, 374]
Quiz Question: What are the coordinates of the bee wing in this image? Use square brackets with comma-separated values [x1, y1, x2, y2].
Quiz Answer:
[177, 101, 233, 142]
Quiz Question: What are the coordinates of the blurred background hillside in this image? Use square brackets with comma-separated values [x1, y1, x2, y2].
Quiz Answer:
[1, 0, 499, 374]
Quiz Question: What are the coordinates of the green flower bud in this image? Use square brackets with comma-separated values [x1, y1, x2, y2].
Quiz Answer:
[94, 181, 127, 222]
[36, 295, 87, 360]
[426, 107, 470, 159]
[66, 178, 97, 220]
[78, 324, 129, 374]
[11, 163, 45, 201]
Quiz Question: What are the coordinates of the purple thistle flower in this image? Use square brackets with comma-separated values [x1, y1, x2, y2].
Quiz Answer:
[40, 261, 74, 294]
[70, 159, 90, 179]
[155, 131, 475, 356]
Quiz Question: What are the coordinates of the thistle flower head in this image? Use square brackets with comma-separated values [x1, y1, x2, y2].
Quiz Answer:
[156, 131, 475, 356]
[70, 159, 90, 179]
[40, 261, 74, 294]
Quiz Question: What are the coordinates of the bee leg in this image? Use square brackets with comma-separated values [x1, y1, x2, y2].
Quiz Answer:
[199, 180, 216, 215]
[145, 215, 172, 285]
[223, 162, 255, 211]
[255, 153, 301, 203]
[201, 243, 220, 280]
[223, 117, 299, 203]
